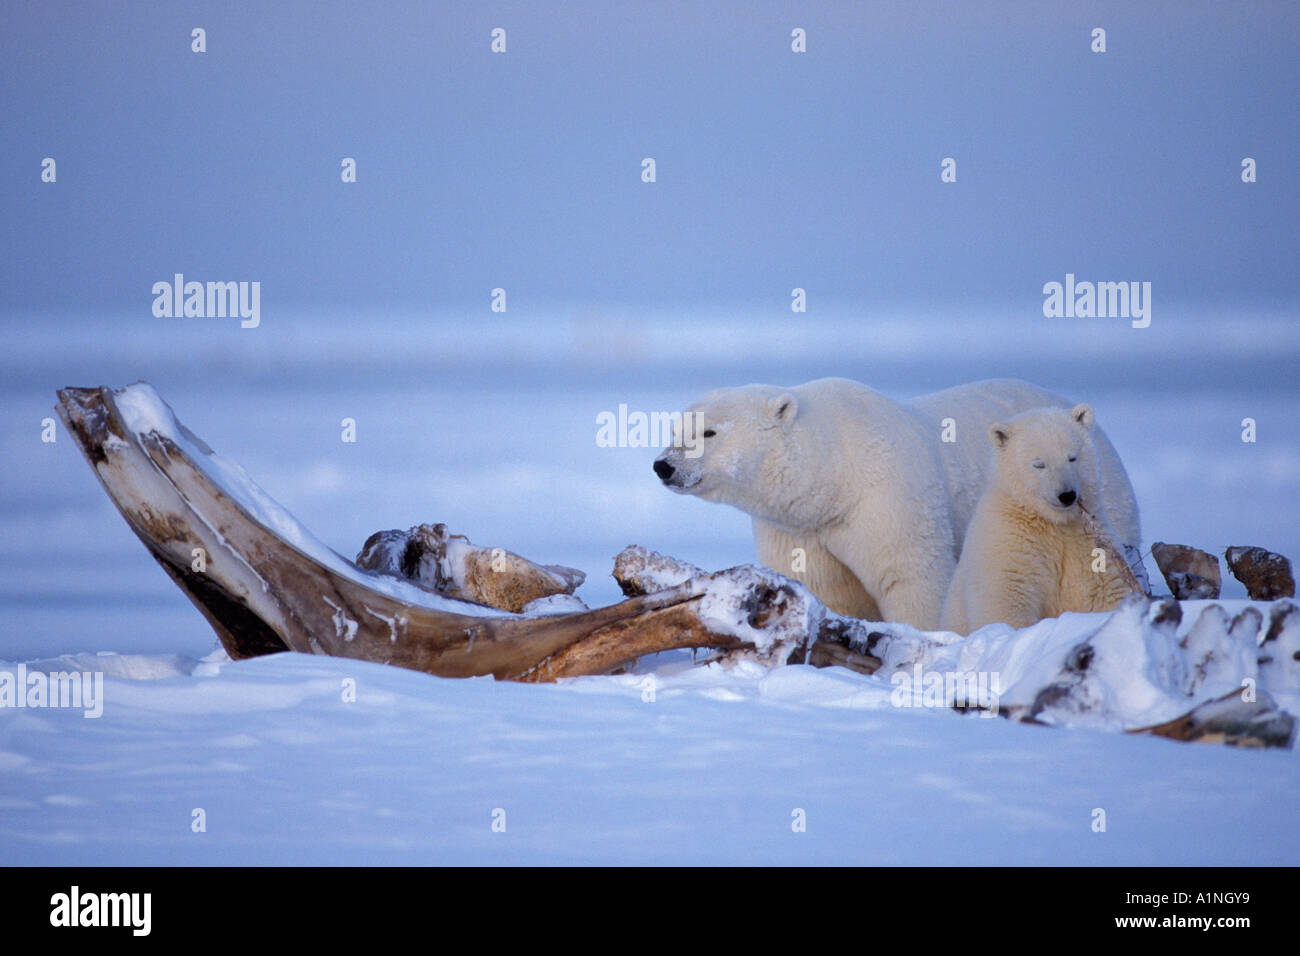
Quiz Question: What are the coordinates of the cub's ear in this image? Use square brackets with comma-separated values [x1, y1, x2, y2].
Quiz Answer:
[988, 423, 1012, 448]
[1070, 403, 1095, 429]
[768, 393, 798, 422]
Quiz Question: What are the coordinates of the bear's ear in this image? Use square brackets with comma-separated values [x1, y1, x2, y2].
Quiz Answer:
[1071, 403, 1094, 429]
[768, 393, 798, 422]
[988, 423, 1011, 448]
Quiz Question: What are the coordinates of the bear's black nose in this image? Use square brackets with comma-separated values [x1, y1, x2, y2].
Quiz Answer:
[653, 459, 675, 481]
[1058, 490, 1077, 506]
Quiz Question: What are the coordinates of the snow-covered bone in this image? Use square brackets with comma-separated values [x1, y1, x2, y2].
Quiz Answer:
[356, 523, 585, 613]
[610, 546, 893, 675]
[997, 595, 1295, 745]
[1129, 688, 1296, 748]
[612, 544, 703, 596]
[1259, 601, 1300, 692]
[1179, 603, 1260, 696]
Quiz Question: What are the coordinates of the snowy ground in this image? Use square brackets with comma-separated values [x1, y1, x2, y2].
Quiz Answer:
[2, 646, 1296, 866]
[2, 308, 1298, 865]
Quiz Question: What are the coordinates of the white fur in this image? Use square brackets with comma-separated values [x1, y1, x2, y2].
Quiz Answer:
[654, 378, 1141, 630]
[940, 404, 1136, 635]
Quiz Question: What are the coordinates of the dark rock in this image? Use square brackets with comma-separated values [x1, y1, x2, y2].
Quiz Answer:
[1151, 542, 1221, 599]
[1224, 546, 1295, 600]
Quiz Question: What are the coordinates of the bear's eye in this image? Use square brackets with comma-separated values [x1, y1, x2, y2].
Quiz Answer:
[1068, 455, 1077, 462]
[703, 429, 716, 438]
[1032, 460, 1046, 470]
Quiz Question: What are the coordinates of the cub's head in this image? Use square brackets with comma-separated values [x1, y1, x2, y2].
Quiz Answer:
[653, 385, 801, 515]
[987, 404, 1101, 525]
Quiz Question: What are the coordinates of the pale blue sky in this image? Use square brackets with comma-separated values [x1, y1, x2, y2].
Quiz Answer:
[2, 0, 1297, 316]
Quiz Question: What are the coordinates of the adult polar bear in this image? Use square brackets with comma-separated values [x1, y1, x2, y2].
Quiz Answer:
[652, 378, 1140, 630]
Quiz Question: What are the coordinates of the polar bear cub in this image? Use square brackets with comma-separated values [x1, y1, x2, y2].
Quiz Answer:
[940, 404, 1137, 635]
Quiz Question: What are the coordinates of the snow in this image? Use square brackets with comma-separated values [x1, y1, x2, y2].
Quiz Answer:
[1, 635, 1295, 866]
[520, 594, 590, 616]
